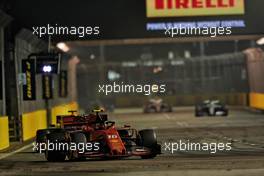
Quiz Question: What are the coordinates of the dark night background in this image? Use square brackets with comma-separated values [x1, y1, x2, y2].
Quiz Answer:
[0, 0, 264, 41]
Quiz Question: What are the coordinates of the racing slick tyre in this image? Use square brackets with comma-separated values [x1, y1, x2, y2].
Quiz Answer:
[36, 128, 64, 143]
[36, 129, 49, 153]
[36, 129, 49, 143]
[144, 106, 156, 113]
[195, 113, 201, 117]
[45, 131, 67, 162]
[69, 132, 87, 161]
[195, 110, 203, 117]
[161, 104, 172, 113]
[137, 129, 160, 159]
[222, 110, 229, 116]
[195, 106, 204, 117]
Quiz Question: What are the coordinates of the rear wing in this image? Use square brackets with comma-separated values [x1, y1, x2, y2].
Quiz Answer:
[56, 111, 108, 128]
[56, 115, 77, 125]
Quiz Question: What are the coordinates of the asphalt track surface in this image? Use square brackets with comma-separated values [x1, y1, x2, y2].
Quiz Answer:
[1, 107, 264, 176]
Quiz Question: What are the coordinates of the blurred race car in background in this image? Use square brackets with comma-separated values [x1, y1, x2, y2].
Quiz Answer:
[195, 100, 228, 117]
[35, 110, 161, 161]
[143, 98, 172, 113]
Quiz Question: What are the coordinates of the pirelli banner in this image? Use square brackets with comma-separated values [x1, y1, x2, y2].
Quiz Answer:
[59, 70, 68, 97]
[42, 75, 53, 99]
[146, 0, 245, 17]
[22, 59, 36, 100]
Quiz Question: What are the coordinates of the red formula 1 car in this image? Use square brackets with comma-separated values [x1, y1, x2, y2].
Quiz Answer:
[35, 110, 161, 162]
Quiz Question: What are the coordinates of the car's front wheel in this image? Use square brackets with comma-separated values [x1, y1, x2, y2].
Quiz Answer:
[137, 129, 160, 159]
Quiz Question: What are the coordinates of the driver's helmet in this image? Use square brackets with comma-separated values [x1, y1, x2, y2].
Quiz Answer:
[211, 100, 220, 104]
[203, 100, 210, 104]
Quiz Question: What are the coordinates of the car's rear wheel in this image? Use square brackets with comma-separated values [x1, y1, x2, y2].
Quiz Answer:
[69, 132, 87, 161]
[45, 131, 67, 162]
[36, 128, 63, 143]
[36, 129, 49, 143]
[161, 104, 172, 112]
[195, 108, 203, 117]
[195, 105, 200, 116]
[144, 106, 156, 113]
[222, 110, 229, 116]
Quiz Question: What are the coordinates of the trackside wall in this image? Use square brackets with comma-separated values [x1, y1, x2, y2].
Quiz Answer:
[0, 116, 9, 150]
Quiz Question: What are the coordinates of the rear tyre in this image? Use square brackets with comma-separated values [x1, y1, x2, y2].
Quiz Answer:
[36, 128, 64, 144]
[195, 111, 201, 117]
[45, 131, 67, 162]
[137, 129, 159, 159]
[69, 132, 87, 161]
[195, 105, 203, 117]
[36, 129, 49, 152]
[195, 108, 203, 117]
[36, 129, 49, 143]
[161, 104, 172, 113]
[222, 109, 229, 116]
[144, 106, 156, 113]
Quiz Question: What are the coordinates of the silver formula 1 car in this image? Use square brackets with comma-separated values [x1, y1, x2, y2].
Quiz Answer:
[195, 100, 228, 117]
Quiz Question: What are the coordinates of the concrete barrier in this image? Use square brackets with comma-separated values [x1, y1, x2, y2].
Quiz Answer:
[22, 110, 47, 141]
[21, 102, 78, 141]
[249, 92, 264, 110]
[0, 116, 9, 150]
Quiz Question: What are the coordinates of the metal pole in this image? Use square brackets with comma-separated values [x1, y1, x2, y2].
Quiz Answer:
[0, 28, 6, 115]
[99, 44, 105, 82]
[48, 35, 51, 53]
[250, 40, 256, 48]
[200, 41, 205, 57]
[46, 35, 51, 127]
[200, 41, 206, 92]
[17, 39, 24, 142]
[234, 40, 238, 53]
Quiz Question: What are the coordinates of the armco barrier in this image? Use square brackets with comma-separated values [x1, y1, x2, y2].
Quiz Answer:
[51, 102, 78, 125]
[249, 92, 264, 110]
[22, 110, 47, 141]
[0, 116, 9, 150]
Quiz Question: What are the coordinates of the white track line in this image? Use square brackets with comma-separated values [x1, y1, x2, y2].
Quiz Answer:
[0, 143, 33, 160]
[163, 113, 171, 120]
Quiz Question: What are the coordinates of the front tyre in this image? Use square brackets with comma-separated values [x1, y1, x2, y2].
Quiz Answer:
[68, 132, 87, 161]
[137, 129, 160, 159]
